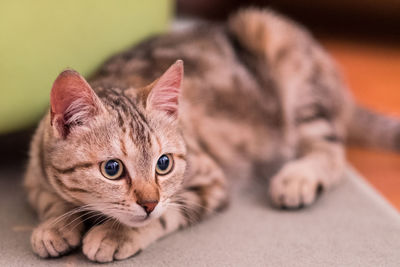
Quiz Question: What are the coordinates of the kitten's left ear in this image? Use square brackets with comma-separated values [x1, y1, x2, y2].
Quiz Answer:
[146, 60, 183, 118]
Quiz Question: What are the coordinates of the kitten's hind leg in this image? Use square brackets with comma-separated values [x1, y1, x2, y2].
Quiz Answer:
[269, 120, 346, 208]
[230, 9, 349, 208]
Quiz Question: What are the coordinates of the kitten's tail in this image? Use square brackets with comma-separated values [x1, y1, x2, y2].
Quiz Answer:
[347, 106, 400, 151]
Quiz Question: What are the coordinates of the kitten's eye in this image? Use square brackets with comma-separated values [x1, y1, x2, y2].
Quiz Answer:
[100, 159, 124, 180]
[156, 154, 173, 175]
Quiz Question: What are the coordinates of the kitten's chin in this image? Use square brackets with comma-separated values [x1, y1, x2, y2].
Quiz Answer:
[116, 213, 161, 228]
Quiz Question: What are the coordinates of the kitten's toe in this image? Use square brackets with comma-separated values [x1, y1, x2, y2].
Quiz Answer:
[269, 163, 320, 208]
[83, 221, 140, 262]
[31, 220, 82, 258]
[31, 227, 50, 258]
[114, 242, 143, 260]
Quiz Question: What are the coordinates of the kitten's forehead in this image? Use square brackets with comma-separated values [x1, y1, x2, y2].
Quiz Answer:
[97, 87, 153, 148]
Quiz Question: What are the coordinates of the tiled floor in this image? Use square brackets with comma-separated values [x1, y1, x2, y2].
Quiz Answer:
[322, 38, 400, 211]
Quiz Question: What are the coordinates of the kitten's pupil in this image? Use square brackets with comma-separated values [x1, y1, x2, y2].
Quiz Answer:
[157, 155, 170, 171]
[105, 160, 120, 176]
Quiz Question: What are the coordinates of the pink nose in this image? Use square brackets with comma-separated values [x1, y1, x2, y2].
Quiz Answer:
[137, 200, 158, 215]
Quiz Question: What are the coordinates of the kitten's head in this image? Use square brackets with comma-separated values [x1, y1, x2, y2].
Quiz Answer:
[46, 60, 186, 227]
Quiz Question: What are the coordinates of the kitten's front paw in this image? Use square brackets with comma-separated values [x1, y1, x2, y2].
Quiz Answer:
[31, 217, 83, 258]
[269, 162, 322, 209]
[82, 221, 141, 263]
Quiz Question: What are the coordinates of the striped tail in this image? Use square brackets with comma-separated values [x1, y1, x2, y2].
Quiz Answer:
[347, 106, 400, 151]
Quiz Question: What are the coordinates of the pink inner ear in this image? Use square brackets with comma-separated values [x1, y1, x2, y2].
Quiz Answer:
[51, 70, 94, 116]
[147, 60, 183, 116]
[50, 70, 98, 137]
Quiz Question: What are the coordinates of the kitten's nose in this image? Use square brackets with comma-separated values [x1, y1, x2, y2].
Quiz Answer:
[137, 200, 158, 215]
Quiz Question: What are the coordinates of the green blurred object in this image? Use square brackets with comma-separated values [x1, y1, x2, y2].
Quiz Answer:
[0, 0, 172, 134]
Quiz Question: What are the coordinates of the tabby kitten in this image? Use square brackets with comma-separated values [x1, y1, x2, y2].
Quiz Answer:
[24, 8, 400, 262]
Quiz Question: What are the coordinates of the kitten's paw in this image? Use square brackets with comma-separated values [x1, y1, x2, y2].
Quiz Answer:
[31, 217, 83, 258]
[269, 163, 322, 209]
[82, 221, 141, 263]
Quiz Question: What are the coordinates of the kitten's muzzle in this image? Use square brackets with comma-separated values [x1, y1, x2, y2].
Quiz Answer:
[137, 200, 158, 215]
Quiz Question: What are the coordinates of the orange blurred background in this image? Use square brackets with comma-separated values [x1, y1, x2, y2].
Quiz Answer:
[323, 39, 400, 210]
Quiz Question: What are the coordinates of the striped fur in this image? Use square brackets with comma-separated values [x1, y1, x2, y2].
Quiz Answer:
[24, 8, 400, 262]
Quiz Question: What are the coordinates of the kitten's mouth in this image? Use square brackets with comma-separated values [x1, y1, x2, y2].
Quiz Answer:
[108, 203, 163, 227]
[133, 216, 148, 222]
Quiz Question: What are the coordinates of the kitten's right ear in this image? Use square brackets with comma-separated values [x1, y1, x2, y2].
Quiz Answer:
[50, 69, 104, 138]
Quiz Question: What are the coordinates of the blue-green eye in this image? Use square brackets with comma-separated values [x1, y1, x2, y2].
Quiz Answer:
[156, 154, 173, 175]
[100, 159, 124, 179]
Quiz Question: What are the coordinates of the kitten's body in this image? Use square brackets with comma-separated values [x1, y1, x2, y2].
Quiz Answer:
[91, 11, 348, 176]
[24, 9, 399, 262]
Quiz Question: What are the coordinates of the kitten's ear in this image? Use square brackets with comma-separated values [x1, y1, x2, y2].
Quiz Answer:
[146, 60, 183, 118]
[50, 69, 104, 138]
